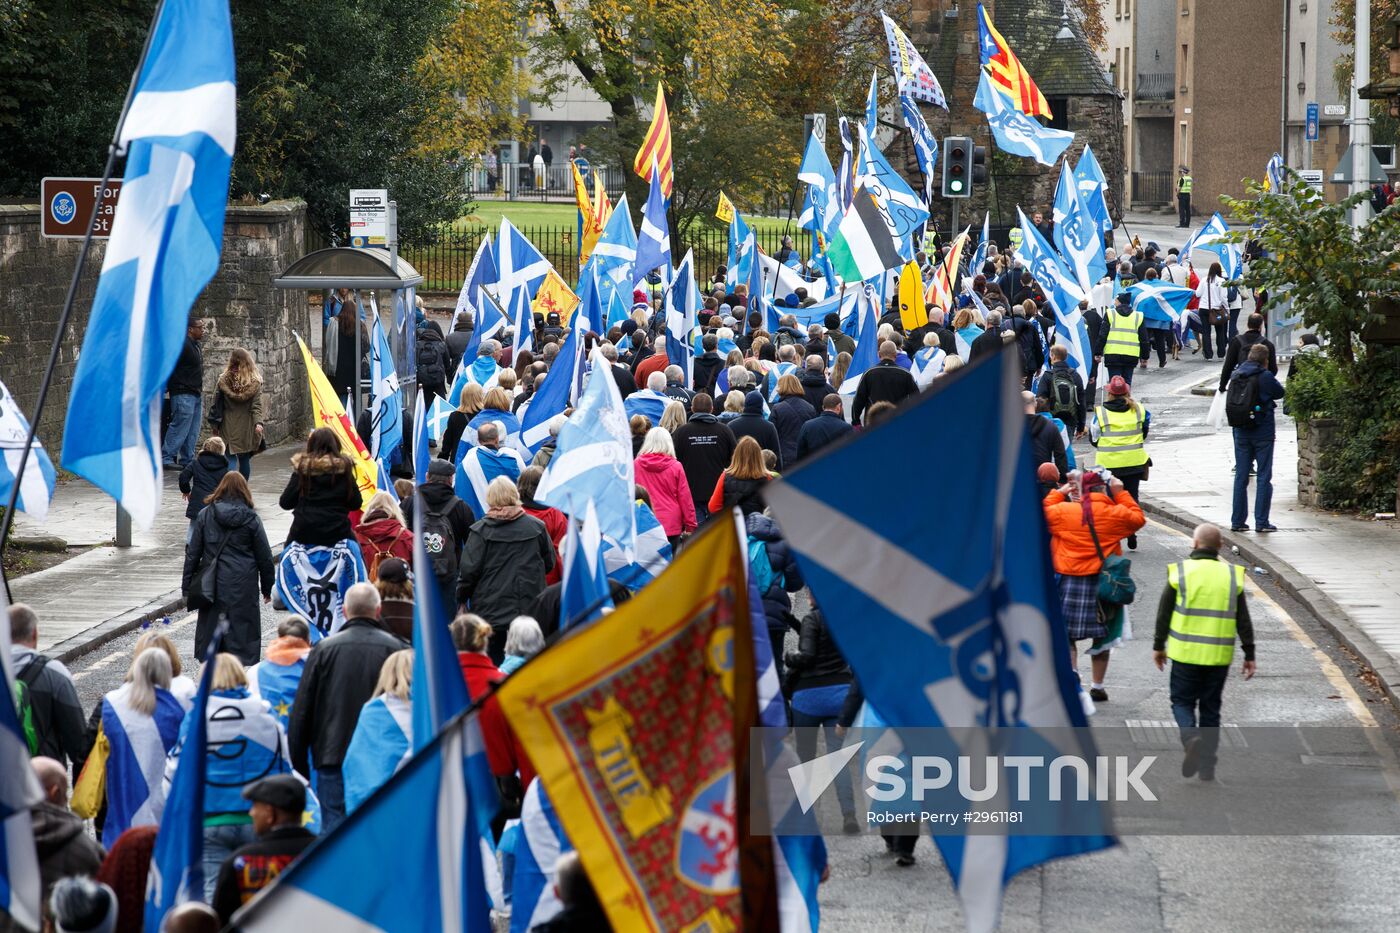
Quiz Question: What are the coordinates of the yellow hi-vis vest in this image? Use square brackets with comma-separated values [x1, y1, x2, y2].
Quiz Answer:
[1179, 174, 1193, 194]
[1104, 309, 1142, 357]
[1166, 558, 1244, 665]
[1094, 404, 1148, 469]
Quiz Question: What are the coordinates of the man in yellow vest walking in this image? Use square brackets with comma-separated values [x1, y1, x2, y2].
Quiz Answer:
[1153, 523, 1256, 781]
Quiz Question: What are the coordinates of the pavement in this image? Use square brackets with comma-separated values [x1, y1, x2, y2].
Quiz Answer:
[8, 445, 299, 660]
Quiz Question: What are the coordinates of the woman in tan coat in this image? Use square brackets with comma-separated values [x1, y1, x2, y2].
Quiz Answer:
[212, 348, 264, 478]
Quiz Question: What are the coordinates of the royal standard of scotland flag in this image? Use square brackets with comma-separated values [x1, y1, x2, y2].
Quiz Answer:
[765, 349, 1114, 933]
[61, 0, 236, 529]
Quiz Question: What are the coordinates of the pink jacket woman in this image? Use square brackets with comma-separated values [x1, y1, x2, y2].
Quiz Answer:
[633, 429, 697, 539]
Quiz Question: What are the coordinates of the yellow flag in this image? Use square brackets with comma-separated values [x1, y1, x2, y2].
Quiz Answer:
[531, 268, 580, 321]
[573, 161, 603, 266]
[295, 334, 377, 505]
[593, 171, 612, 229]
[716, 191, 736, 224]
[898, 261, 927, 330]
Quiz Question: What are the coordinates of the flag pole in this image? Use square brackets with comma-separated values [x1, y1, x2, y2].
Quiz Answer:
[0, 0, 171, 591]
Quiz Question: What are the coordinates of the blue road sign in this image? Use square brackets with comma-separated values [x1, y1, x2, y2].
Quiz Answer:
[1306, 103, 1319, 142]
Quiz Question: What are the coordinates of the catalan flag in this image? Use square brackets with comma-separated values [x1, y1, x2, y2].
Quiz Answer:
[592, 170, 612, 229]
[977, 1, 1051, 118]
[633, 82, 674, 198]
[924, 226, 971, 316]
[573, 160, 603, 265]
[296, 334, 378, 505]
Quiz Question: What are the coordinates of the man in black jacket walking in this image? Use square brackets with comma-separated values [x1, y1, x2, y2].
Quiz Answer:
[672, 394, 736, 520]
[212, 775, 317, 923]
[287, 584, 407, 834]
[9, 605, 86, 769]
[402, 459, 476, 611]
[161, 316, 205, 468]
[1024, 390, 1068, 480]
[692, 333, 724, 396]
[797, 394, 854, 461]
[851, 341, 918, 426]
[1217, 312, 1278, 392]
[798, 356, 837, 412]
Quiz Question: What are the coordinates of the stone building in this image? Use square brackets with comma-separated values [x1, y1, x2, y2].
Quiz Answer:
[898, 0, 1125, 238]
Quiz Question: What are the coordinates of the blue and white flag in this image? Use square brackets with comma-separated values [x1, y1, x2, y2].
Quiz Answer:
[426, 395, 453, 443]
[536, 350, 636, 556]
[1265, 152, 1286, 192]
[454, 234, 497, 326]
[508, 284, 533, 356]
[520, 316, 582, 455]
[455, 444, 526, 517]
[973, 67, 1073, 166]
[634, 159, 672, 285]
[508, 780, 573, 933]
[368, 298, 403, 469]
[414, 390, 430, 485]
[899, 93, 939, 204]
[275, 540, 368, 641]
[1014, 206, 1086, 317]
[497, 219, 550, 301]
[757, 251, 824, 306]
[837, 282, 880, 394]
[574, 260, 606, 336]
[969, 211, 993, 274]
[344, 694, 412, 814]
[1052, 159, 1107, 295]
[855, 119, 929, 261]
[61, 0, 236, 529]
[558, 501, 612, 629]
[864, 68, 880, 135]
[449, 353, 504, 409]
[459, 285, 508, 376]
[0, 586, 43, 932]
[910, 345, 947, 389]
[1073, 144, 1113, 235]
[233, 713, 499, 933]
[592, 194, 637, 293]
[411, 492, 470, 752]
[601, 500, 672, 590]
[145, 622, 224, 931]
[0, 377, 56, 522]
[797, 132, 842, 239]
[765, 349, 1115, 933]
[1126, 281, 1195, 324]
[667, 249, 699, 385]
[837, 117, 855, 213]
[99, 679, 186, 846]
[1181, 211, 1241, 279]
[727, 210, 755, 290]
[622, 388, 669, 426]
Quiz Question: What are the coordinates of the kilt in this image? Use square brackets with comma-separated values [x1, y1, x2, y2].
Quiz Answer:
[1059, 573, 1106, 641]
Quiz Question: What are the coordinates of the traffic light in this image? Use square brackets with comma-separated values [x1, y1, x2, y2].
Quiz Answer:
[942, 136, 973, 199]
[972, 145, 988, 187]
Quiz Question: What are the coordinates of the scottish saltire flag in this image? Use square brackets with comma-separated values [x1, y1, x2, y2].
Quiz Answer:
[1014, 207, 1086, 317]
[233, 713, 499, 933]
[1264, 152, 1286, 192]
[900, 93, 939, 203]
[634, 159, 672, 285]
[426, 395, 453, 443]
[969, 212, 993, 274]
[622, 388, 669, 425]
[727, 210, 754, 290]
[1052, 160, 1107, 294]
[455, 444, 526, 517]
[507, 284, 533, 356]
[864, 68, 880, 135]
[855, 120, 929, 260]
[668, 250, 699, 385]
[99, 679, 186, 845]
[837, 282, 880, 394]
[910, 345, 947, 389]
[413, 390, 430, 484]
[973, 68, 1073, 166]
[574, 260, 606, 335]
[410, 495, 469, 752]
[497, 219, 550, 301]
[1182, 212, 1241, 279]
[881, 11, 946, 107]
[559, 501, 612, 629]
[592, 194, 637, 293]
[0, 587, 43, 932]
[459, 284, 508, 373]
[465, 406, 523, 457]
[276, 540, 368, 641]
[454, 234, 497, 327]
[61, 0, 235, 529]
[798, 131, 842, 239]
[1073, 145, 1113, 235]
[1126, 281, 1194, 324]
[520, 316, 581, 455]
[509, 781, 573, 933]
[0, 377, 56, 521]
[537, 350, 636, 556]
[601, 500, 671, 590]
[368, 300, 403, 468]
[344, 694, 412, 814]
[145, 622, 223, 931]
[766, 349, 1115, 933]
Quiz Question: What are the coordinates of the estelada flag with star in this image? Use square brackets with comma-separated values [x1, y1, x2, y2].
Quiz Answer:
[977, 1, 1051, 118]
[295, 333, 377, 505]
[496, 515, 778, 931]
[532, 268, 581, 322]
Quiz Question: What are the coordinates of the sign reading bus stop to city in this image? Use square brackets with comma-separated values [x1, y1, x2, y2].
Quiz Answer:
[40, 177, 122, 239]
[349, 188, 389, 247]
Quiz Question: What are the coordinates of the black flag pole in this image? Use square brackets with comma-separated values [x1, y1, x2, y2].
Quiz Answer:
[0, 0, 171, 597]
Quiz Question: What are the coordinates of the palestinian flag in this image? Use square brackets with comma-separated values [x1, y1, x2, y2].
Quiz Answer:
[827, 186, 902, 283]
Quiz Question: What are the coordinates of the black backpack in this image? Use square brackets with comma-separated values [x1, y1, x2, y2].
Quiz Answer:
[1048, 370, 1078, 421]
[1225, 370, 1262, 427]
[416, 333, 447, 385]
[421, 501, 459, 581]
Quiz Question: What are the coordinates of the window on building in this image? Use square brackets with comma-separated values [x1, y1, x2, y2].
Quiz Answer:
[1047, 97, 1070, 131]
[1125, 0, 1132, 17]
[1299, 42, 1307, 95]
[1115, 0, 1122, 18]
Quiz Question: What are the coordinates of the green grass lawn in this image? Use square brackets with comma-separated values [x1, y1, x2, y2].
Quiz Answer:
[457, 199, 800, 234]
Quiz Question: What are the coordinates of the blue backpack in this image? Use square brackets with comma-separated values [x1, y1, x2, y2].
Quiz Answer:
[748, 538, 777, 594]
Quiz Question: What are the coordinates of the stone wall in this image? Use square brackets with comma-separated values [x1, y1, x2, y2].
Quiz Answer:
[0, 200, 314, 454]
[1296, 417, 1338, 507]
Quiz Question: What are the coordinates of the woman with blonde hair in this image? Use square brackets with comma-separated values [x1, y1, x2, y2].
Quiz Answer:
[634, 428, 696, 545]
[183, 472, 275, 665]
[343, 649, 415, 814]
[719, 389, 746, 424]
[659, 399, 687, 433]
[165, 653, 294, 898]
[210, 348, 264, 478]
[354, 490, 414, 579]
[830, 351, 853, 392]
[707, 436, 771, 516]
[629, 414, 651, 457]
[467, 386, 521, 452]
[440, 383, 486, 462]
[179, 436, 229, 539]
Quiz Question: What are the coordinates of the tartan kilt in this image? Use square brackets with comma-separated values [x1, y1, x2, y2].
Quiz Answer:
[1059, 573, 1107, 641]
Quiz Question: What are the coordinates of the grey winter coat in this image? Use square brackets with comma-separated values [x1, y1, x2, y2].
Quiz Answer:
[183, 500, 275, 665]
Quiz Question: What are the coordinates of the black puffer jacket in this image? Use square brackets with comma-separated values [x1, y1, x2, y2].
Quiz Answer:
[745, 513, 804, 635]
[455, 513, 556, 626]
[785, 610, 852, 693]
[798, 369, 837, 413]
[416, 327, 451, 389]
[179, 450, 230, 520]
[278, 453, 361, 547]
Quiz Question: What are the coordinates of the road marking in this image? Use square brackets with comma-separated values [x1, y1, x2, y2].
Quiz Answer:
[69, 611, 199, 681]
[1169, 372, 1215, 397]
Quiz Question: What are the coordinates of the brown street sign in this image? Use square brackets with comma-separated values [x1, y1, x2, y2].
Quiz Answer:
[40, 177, 122, 239]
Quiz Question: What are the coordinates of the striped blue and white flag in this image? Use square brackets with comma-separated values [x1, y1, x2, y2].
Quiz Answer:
[0, 589, 42, 932]
[601, 500, 671, 590]
[1264, 152, 1286, 193]
[508, 780, 572, 933]
[537, 350, 636, 556]
[233, 713, 499, 933]
[453, 234, 497, 327]
[497, 219, 550, 301]
[1126, 281, 1195, 324]
[368, 298, 403, 468]
[558, 501, 612, 629]
[591, 194, 637, 293]
[634, 158, 672, 285]
[99, 679, 187, 845]
[765, 349, 1114, 933]
[60, 0, 236, 529]
[0, 378, 56, 522]
[454, 445, 526, 518]
[837, 281, 880, 394]
[344, 694, 412, 814]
